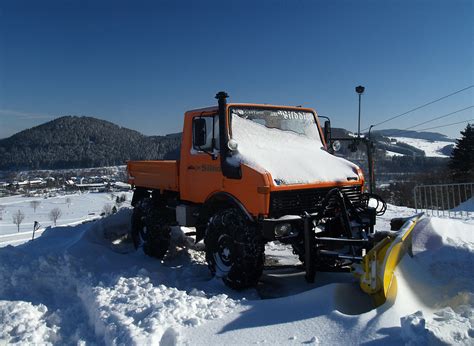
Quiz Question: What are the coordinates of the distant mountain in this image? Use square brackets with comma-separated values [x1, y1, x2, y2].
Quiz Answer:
[370, 129, 455, 142]
[330, 128, 451, 157]
[0, 116, 181, 170]
[368, 129, 455, 158]
[331, 127, 353, 139]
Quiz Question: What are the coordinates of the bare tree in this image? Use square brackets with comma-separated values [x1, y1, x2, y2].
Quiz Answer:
[102, 204, 113, 216]
[65, 197, 72, 208]
[30, 200, 41, 213]
[114, 193, 127, 209]
[49, 208, 62, 226]
[12, 210, 25, 232]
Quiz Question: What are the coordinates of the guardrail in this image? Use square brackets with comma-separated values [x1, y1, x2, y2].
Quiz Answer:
[414, 182, 473, 218]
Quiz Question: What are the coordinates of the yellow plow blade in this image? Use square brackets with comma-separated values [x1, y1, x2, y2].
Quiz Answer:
[353, 213, 424, 306]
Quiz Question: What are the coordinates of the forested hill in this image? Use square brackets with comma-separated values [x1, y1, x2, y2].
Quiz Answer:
[0, 116, 181, 170]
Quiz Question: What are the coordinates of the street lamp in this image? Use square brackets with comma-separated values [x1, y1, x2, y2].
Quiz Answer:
[355, 85, 365, 138]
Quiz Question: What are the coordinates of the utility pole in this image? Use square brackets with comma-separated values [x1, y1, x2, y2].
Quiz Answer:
[355, 85, 365, 138]
[331, 86, 376, 193]
[367, 125, 376, 193]
[355, 85, 375, 193]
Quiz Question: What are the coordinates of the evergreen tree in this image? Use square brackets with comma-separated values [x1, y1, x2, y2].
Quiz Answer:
[448, 123, 474, 182]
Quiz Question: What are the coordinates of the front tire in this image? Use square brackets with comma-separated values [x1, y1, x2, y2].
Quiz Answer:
[204, 209, 264, 290]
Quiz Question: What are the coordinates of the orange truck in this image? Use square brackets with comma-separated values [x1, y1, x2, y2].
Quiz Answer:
[127, 92, 390, 290]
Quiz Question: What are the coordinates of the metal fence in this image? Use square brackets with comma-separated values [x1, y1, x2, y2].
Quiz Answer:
[414, 182, 474, 218]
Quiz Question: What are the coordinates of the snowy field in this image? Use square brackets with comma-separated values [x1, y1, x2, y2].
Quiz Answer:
[389, 137, 453, 158]
[385, 150, 405, 157]
[0, 202, 473, 345]
[0, 192, 132, 247]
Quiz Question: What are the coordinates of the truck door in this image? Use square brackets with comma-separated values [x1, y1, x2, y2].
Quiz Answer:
[180, 114, 223, 202]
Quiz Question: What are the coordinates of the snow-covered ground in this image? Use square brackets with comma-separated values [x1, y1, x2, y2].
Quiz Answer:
[0, 203, 473, 345]
[388, 137, 453, 158]
[385, 150, 405, 157]
[453, 197, 474, 213]
[0, 192, 132, 247]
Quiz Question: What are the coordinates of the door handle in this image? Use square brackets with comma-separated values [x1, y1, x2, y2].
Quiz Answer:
[187, 165, 196, 170]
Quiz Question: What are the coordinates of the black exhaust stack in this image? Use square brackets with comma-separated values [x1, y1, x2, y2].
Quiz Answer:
[216, 91, 241, 179]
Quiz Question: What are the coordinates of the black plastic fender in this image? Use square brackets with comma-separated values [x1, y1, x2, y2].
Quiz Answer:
[196, 192, 254, 243]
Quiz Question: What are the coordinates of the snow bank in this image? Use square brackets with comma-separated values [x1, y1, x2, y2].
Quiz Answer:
[230, 114, 359, 185]
[401, 306, 473, 345]
[396, 216, 474, 345]
[0, 301, 58, 344]
[78, 272, 236, 345]
[453, 197, 474, 213]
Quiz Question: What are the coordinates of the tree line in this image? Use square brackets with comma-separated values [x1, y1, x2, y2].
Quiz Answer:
[0, 116, 181, 170]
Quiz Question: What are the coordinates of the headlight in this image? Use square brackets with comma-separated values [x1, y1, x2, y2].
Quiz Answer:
[275, 223, 292, 237]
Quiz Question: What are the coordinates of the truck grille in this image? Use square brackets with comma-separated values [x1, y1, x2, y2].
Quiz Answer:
[269, 185, 363, 217]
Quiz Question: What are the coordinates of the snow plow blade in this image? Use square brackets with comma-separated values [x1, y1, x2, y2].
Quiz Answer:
[354, 213, 424, 306]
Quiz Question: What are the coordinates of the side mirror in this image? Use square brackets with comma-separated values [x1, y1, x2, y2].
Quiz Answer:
[193, 118, 207, 148]
[323, 120, 331, 143]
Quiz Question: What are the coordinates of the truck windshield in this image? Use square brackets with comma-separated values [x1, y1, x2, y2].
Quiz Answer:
[230, 107, 322, 143]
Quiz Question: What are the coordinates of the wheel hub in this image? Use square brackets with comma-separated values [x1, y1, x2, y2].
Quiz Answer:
[214, 234, 234, 276]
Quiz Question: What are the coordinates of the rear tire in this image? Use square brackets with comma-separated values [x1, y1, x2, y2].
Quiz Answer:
[204, 208, 264, 290]
[131, 198, 171, 259]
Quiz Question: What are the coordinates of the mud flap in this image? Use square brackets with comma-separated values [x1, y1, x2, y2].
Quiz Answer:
[353, 213, 424, 306]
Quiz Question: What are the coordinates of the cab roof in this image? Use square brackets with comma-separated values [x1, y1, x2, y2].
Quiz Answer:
[185, 104, 317, 117]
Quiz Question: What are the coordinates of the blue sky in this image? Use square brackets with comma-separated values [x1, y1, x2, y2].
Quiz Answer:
[0, 0, 472, 139]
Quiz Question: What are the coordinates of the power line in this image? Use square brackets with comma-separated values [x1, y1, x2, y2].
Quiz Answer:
[381, 105, 474, 137]
[417, 118, 474, 132]
[364, 85, 474, 131]
[404, 105, 473, 130]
